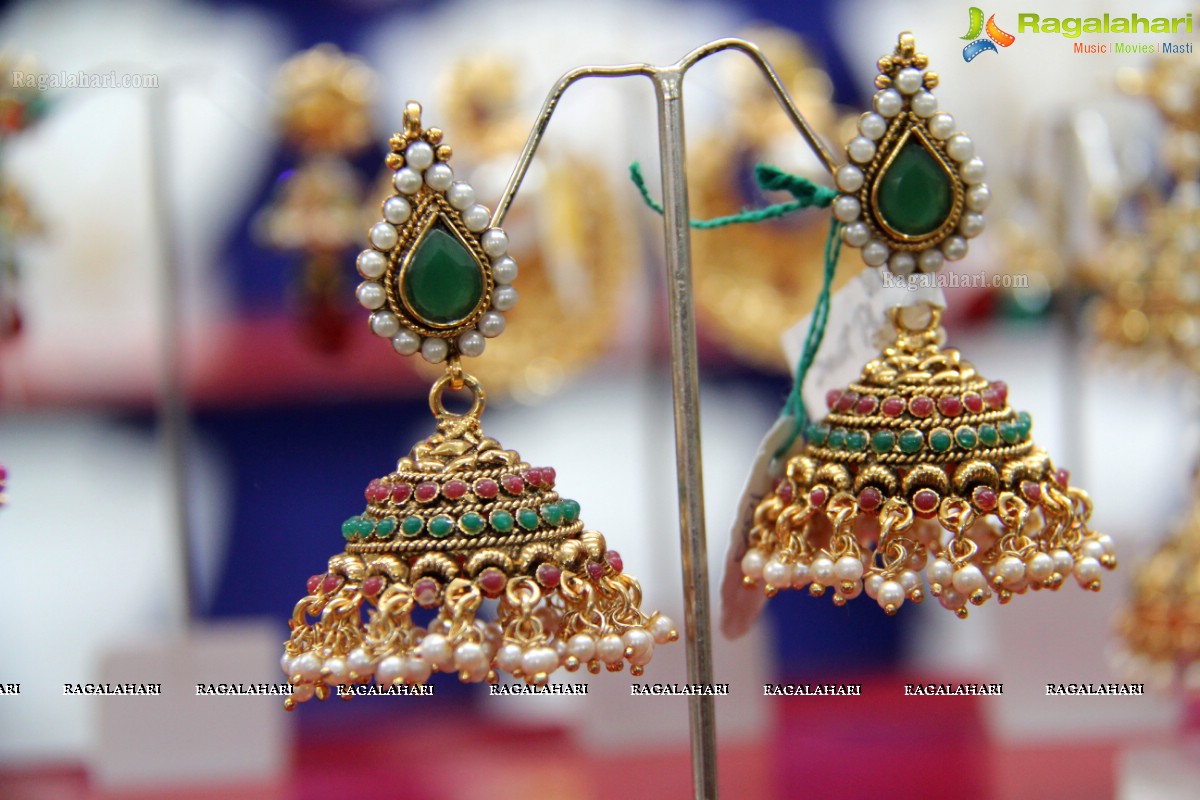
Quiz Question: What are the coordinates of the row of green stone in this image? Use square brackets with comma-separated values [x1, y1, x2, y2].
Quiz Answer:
[342, 499, 581, 541]
[807, 412, 1032, 455]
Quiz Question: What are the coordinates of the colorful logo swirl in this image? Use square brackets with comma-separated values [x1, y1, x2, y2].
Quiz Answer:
[962, 7, 1015, 61]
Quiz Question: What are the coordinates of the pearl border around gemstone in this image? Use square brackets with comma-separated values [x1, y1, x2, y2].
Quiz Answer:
[836, 68, 989, 277]
[355, 139, 519, 364]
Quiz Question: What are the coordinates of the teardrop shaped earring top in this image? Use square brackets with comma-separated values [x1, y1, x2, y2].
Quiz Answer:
[834, 33, 990, 277]
[356, 101, 518, 363]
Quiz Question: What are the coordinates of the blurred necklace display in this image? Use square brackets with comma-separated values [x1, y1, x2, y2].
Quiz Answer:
[253, 44, 378, 353]
[690, 26, 863, 372]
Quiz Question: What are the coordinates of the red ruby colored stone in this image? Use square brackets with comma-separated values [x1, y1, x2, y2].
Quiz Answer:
[1055, 469, 1070, 488]
[881, 396, 907, 417]
[909, 396, 935, 418]
[525, 467, 544, 487]
[536, 563, 562, 588]
[443, 480, 468, 500]
[855, 395, 879, 415]
[809, 487, 828, 507]
[963, 392, 984, 414]
[605, 551, 624, 574]
[857, 486, 883, 512]
[365, 479, 389, 503]
[307, 574, 323, 594]
[541, 467, 556, 487]
[972, 486, 997, 511]
[826, 390, 843, 410]
[835, 391, 858, 413]
[1021, 481, 1042, 502]
[321, 574, 343, 594]
[413, 578, 440, 607]
[983, 381, 1008, 410]
[502, 475, 525, 495]
[777, 481, 794, 505]
[474, 479, 499, 499]
[913, 489, 939, 514]
[390, 483, 412, 503]
[478, 568, 507, 596]
[362, 576, 385, 596]
[938, 395, 964, 417]
[586, 561, 605, 581]
[415, 482, 439, 502]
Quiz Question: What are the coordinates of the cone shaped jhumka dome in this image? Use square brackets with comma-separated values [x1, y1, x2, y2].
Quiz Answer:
[741, 309, 1116, 617]
[282, 376, 675, 708]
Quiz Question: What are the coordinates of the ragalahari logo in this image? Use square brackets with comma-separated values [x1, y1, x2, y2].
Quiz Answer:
[962, 7, 1015, 61]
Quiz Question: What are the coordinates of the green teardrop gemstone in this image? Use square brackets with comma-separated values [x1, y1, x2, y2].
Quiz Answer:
[402, 226, 484, 326]
[875, 138, 954, 237]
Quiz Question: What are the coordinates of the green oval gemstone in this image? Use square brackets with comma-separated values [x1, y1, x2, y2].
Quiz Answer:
[1000, 422, 1020, 444]
[898, 428, 925, 454]
[516, 508, 539, 530]
[401, 515, 424, 536]
[955, 426, 978, 449]
[845, 430, 868, 452]
[876, 138, 954, 236]
[401, 226, 485, 326]
[828, 429, 847, 450]
[428, 515, 455, 538]
[1016, 411, 1032, 439]
[353, 516, 375, 537]
[872, 430, 897, 454]
[342, 517, 360, 539]
[459, 512, 486, 535]
[490, 509, 515, 533]
[375, 517, 398, 539]
[929, 427, 953, 453]
[978, 424, 999, 447]
[561, 499, 581, 523]
[540, 503, 564, 526]
[807, 425, 829, 446]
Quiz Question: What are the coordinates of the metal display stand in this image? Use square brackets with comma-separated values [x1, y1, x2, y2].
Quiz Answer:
[491, 39, 839, 799]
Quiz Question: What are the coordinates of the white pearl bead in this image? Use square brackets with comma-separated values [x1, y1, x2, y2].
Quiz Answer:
[481, 229, 508, 258]
[623, 628, 655, 665]
[323, 657, 349, 685]
[862, 240, 890, 267]
[865, 574, 884, 598]
[597, 634, 625, 664]
[843, 221, 870, 247]
[928, 113, 956, 139]
[492, 285, 518, 311]
[877, 580, 905, 610]
[1052, 549, 1074, 575]
[477, 311, 506, 338]
[280, 653, 294, 677]
[927, 558, 953, 585]
[424, 163, 453, 191]
[942, 236, 968, 261]
[911, 91, 937, 117]
[293, 652, 322, 682]
[960, 157, 986, 184]
[899, 570, 920, 592]
[492, 256, 518, 284]
[447, 181, 476, 210]
[741, 548, 766, 580]
[966, 184, 991, 211]
[524, 646, 560, 676]
[291, 683, 315, 702]
[918, 249, 944, 273]
[463, 204, 491, 232]
[939, 587, 967, 610]
[946, 134, 974, 162]
[383, 196, 412, 225]
[1080, 540, 1105, 561]
[859, 112, 888, 140]
[833, 555, 864, 582]
[847, 136, 876, 164]
[791, 562, 811, 589]
[457, 330, 486, 357]
[997, 556, 1025, 585]
[895, 67, 923, 94]
[952, 565, 986, 595]
[874, 88, 903, 117]
[357, 249, 387, 279]
[567, 633, 597, 661]
[763, 557, 793, 588]
[836, 165, 864, 193]
[1023, 553, 1051, 582]
[420, 337, 449, 363]
[370, 222, 398, 251]
[1096, 534, 1115, 555]
[495, 643, 523, 673]
[356, 281, 386, 310]
[1073, 557, 1101, 586]
[908, 550, 928, 571]
[369, 311, 400, 338]
[454, 642, 488, 672]
[833, 195, 862, 222]
[889, 251, 916, 277]
[393, 168, 423, 194]
[959, 212, 985, 238]
[401, 655, 432, 684]
[649, 615, 676, 644]
[419, 633, 453, 670]
[810, 556, 835, 585]
[405, 140, 434, 171]
[391, 329, 421, 356]
[347, 648, 374, 676]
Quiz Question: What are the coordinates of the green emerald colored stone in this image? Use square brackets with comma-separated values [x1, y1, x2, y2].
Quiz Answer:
[846, 430, 868, 452]
[428, 515, 455, 538]
[516, 508, 539, 530]
[828, 429, 847, 450]
[341, 517, 360, 539]
[1000, 422, 1020, 444]
[929, 428, 953, 453]
[459, 512, 486, 535]
[375, 517, 398, 539]
[353, 517, 375, 537]
[872, 430, 897, 454]
[807, 425, 829, 446]
[955, 426, 978, 449]
[401, 515, 424, 536]
[978, 424, 999, 447]
[490, 509, 515, 533]
[401, 226, 485, 325]
[540, 503, 563, 526]
[898, 428, 925, 454]
[561, 499, 581, 524]
[876, 138, 954, 237]
[1016, 411, 1032, 439]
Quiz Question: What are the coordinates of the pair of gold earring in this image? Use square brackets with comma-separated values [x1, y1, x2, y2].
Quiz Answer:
[281, 33, 1116, 707]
